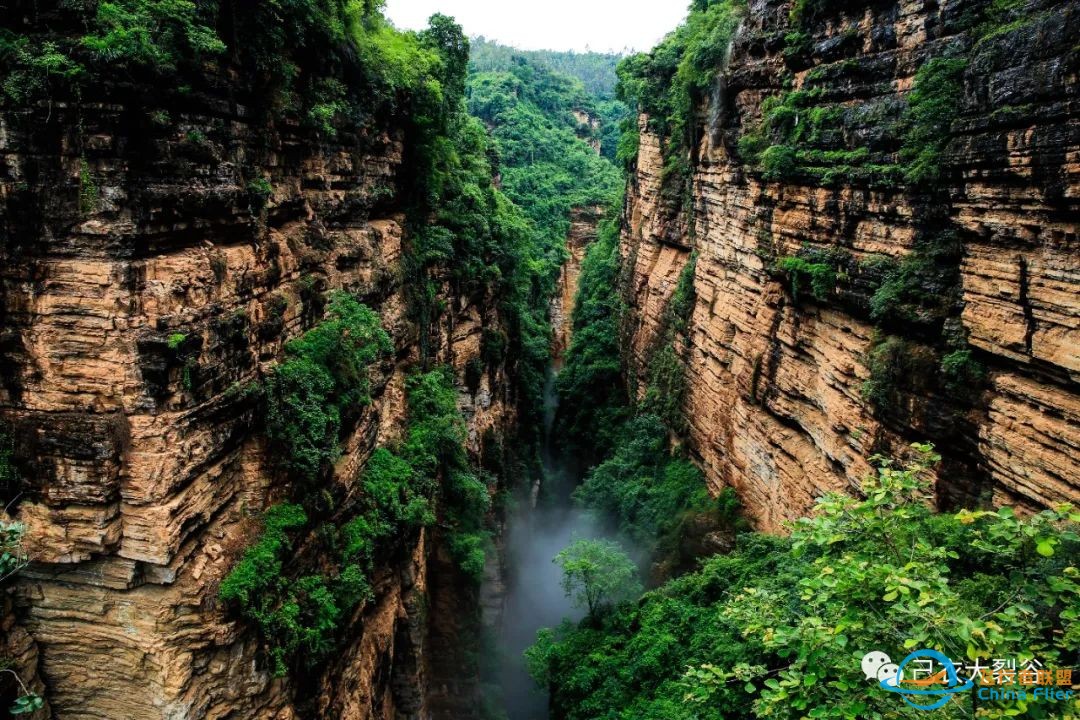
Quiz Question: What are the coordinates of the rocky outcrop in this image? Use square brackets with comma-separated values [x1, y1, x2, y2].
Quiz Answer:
[0, 55, 511, 720]
[551, 206, 603, 367]
[621, 0, 1080, 530]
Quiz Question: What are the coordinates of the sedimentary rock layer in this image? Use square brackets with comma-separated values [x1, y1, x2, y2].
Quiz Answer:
[0, 72, 509, 720]
[621, 0, 1080, 530]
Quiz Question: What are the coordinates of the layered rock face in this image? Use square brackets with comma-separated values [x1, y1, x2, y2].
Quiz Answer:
[0, 50, 510, 720]
[622, 0, 1079, 530]
[551, 206, 603, 367]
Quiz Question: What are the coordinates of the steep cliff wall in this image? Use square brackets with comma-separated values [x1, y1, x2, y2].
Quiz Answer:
[551, 206, 604, 368]
[0, 24, 512, 720]
[622, 0, 1079, 530]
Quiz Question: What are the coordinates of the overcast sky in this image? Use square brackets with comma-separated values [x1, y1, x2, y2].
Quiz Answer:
[384, 0, 689, 53]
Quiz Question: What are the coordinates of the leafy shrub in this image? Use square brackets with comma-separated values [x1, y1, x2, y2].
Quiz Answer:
[217, 503, 368, 676]
[639, 344, 689, 432]
[900, 58, 968, 185]
[219, 503, 309, 609]
[868, 232, 963, 329]
[775, 255, 835, 303]
[247, 177, 272, 211]
[0, 34, 84, 103]
[759, 144, 797, 180]
[264, 292, 391, 485]
[789, 0, 829, 27]
[81, 0, 225, 70]
[0, 426, 18, 500]
[78, 160, 99, 215]
[165, 332, 187, 351]
[940, 348, 985, 398]
[667, 252, 698, 333]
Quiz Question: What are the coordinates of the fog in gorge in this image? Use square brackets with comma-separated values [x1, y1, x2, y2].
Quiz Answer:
[496, 505, 601, 719]
[487, 369, 606, 719]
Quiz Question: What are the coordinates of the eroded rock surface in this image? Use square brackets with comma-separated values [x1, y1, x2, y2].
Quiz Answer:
[621, 0, 1080, 530]
[1, 63, 510, 720]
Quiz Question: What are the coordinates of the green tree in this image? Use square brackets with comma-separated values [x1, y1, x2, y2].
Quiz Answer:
[555, 539, 641, 619]
[531, 444, 1080, 720]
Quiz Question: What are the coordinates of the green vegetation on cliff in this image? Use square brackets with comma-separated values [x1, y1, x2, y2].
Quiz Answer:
[265, 293, 393, 486]
[555, 205, 727, 574]
[463, 46, 623, 437]
[555, 210, 628, 457]
[221, 366, 487, 677]
[615, 0, 745, 186]
[1, 1, 449, 136]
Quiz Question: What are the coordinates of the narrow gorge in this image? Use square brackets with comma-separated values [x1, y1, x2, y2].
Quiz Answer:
[0, 1, 1077, 720]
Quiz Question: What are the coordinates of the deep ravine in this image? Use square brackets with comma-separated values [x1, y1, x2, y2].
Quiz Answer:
[490, 227, 609, 716]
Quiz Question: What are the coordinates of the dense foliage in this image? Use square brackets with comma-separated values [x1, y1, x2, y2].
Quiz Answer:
[573, 414, 724, 560]
[555, 192, 719, 576]
[264, 292, 392, 487]
[615, 0, 745, 188]
[467, 53, 623, 241]
[221, 367, 487, 676]
[554, 208, 629, 458]
[469, 38, 630, 160]
[530, 445, 1080, 720]
[461, 47, 623, 435]
[470, 39, 625, 100]
[0, 0, 458, 138]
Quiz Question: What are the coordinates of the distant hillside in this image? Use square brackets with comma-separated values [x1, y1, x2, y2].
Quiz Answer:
[468, 39, 630, 162]
[469, 37, 625, 100]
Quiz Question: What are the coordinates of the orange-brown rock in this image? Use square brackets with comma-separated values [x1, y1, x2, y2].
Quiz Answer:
[551, 206, 603, 367]
[1, 73, 510, 720]
[621, 0, 1080, 531]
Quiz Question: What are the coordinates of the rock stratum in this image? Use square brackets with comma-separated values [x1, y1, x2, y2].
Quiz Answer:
[621, 0, 1079, 531]
[0, 11, 513, 720]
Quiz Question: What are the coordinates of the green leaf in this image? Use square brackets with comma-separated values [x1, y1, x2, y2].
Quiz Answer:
[1036, 540, 1055, 557]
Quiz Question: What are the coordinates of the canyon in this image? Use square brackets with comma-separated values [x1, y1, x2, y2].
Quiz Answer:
[0, 0, 1078, 719]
